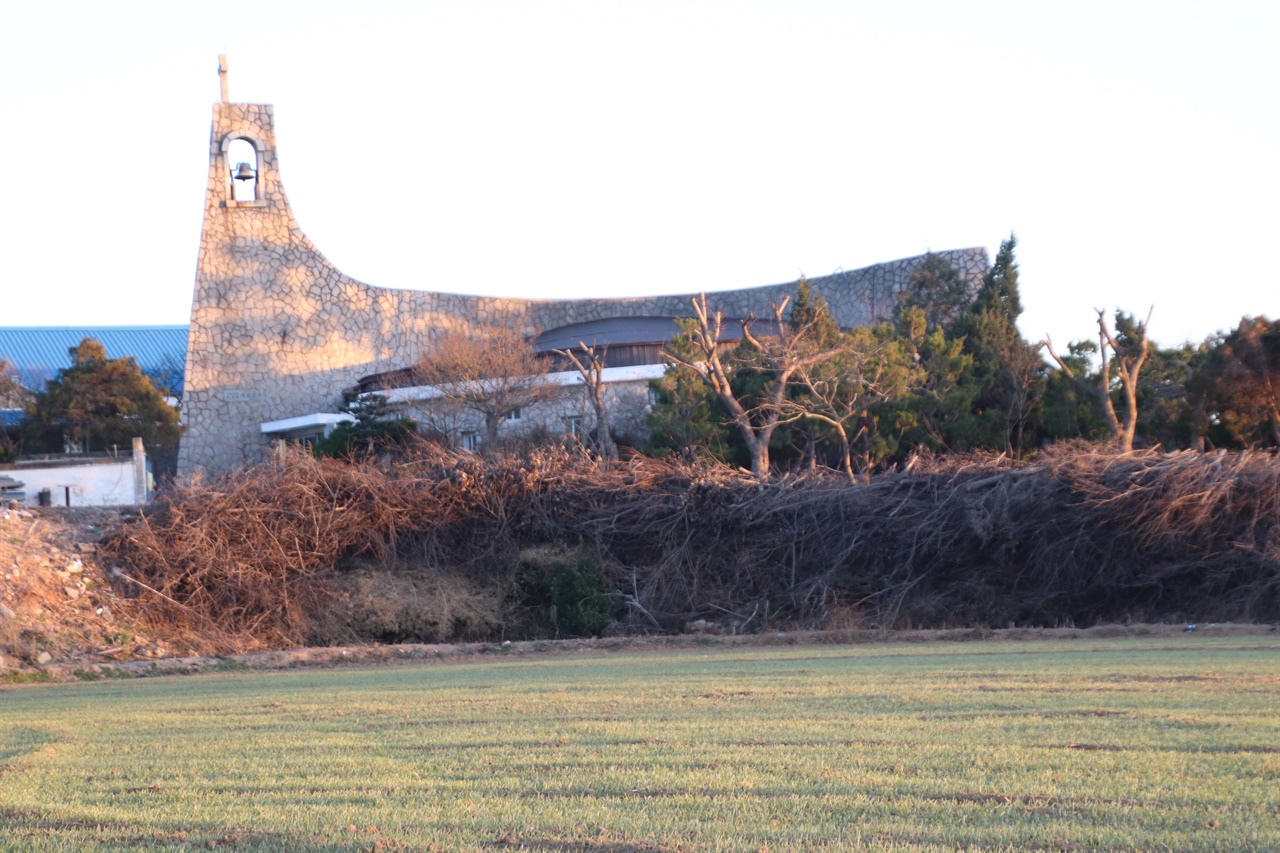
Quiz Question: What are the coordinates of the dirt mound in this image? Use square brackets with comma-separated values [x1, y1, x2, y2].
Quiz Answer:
[0, 507, 166, 673]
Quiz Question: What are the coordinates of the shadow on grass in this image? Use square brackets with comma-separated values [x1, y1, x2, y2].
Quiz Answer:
[0, 726, 65, 779]
[0, 806, 368, 851]
[490, 840, 683, 852]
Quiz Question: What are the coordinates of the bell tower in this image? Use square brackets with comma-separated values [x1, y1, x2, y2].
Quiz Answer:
[178, 56, 353, 474]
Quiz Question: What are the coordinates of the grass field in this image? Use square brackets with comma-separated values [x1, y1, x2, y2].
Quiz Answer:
[1, 636, 1277, 851]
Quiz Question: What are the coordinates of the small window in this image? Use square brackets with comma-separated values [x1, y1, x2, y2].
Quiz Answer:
[461, 431, 479, 452]
[565, 416, 585, 438]
[505, 408, 523, 422]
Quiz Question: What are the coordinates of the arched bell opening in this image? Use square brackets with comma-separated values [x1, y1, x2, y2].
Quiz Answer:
[227, 138, 259, 203]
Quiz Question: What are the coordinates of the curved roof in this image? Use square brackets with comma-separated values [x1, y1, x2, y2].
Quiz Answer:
[534, 317, 682, 352]
[534, 316, 780, 352]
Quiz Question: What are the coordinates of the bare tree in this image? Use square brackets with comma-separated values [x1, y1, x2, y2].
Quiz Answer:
[783, 329, 921, 480]
[1045, 308, 1152, 451]
[554, 343, 618, 462]
[414, 325, 561, 452]
[663, 293, 848, 478]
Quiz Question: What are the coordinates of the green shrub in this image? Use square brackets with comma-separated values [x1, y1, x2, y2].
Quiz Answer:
[511, 548, 614, 639]
[312, 392, 417, 460]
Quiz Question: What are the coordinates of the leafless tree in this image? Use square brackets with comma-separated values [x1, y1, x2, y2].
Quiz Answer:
[414, 325, 561, 452]
[554, 343, 618, 462]
[783, 330, 921, 480]
[1045, 308, 1152, 451]
[663, 293, 848, 478]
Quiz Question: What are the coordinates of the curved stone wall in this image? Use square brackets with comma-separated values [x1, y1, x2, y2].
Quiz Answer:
[178, 103, 989, 474]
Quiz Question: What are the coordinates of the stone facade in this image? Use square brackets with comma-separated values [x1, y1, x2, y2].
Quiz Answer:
[179, 102, 990, 475]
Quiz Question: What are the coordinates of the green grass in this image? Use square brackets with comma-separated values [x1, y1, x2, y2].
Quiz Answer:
[1, 636, 1277, 851]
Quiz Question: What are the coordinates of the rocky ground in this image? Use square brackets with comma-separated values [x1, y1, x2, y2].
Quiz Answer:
[0, 506, 173, 674]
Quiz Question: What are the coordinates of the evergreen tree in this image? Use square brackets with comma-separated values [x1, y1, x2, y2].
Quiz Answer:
[646, 359, 739, 465]
[949, 234, 1045, 455]
[311, 391, 417, 460]
[1039, 340, 1110, 442]
[788, 278, 842, 346]
[879, 309, 974, 459]
[1133, 343, 1197, 449]
[23, 338, 181, 454]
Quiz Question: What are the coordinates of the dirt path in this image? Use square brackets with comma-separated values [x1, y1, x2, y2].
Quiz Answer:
[21, 621, 1280, 683]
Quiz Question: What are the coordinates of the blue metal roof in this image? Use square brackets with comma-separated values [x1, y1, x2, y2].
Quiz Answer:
[0, 326, 189, 396]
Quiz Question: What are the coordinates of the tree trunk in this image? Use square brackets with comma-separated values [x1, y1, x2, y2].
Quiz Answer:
[832, 422, 855, 482]
[485, 416, 500, 453]
[1044, 308, 1150, 453]
[592, 387, 617, 462]
[751, 440, 770, 478]
[555, 345, 618, 463]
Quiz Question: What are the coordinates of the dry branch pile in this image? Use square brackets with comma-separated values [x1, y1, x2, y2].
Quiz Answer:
[105, 443, 1280, 653]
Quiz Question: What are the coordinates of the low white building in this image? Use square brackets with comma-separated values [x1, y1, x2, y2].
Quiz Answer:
[1, 439, 151, 507]
[258, 314, 772, 454]
[381, 364, 665, 452]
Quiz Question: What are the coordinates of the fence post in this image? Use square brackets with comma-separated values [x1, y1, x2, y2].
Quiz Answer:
[132, 437, 147, 504]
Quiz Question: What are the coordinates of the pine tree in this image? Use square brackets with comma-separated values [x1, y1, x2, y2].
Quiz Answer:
[951, 234, 1044, 455]
[23, 339, 181, 454]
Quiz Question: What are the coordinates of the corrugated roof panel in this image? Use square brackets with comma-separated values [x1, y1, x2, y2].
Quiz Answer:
[0, 326, 189, 395]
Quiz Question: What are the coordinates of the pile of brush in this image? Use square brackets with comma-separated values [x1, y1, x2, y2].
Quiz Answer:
[106, 442, 1280, 653]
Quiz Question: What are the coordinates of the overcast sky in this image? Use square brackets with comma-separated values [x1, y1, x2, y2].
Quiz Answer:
[1, 0, 1276, 351]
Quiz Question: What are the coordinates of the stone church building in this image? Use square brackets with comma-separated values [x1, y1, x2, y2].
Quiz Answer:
[179, 87, 989, 475]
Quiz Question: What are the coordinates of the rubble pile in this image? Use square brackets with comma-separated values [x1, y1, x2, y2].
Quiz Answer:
[0, 507, 161, 674]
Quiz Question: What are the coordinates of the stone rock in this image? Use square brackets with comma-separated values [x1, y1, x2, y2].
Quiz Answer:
[36, 651, 52, 665]
[0, 602, 14, 620]
[64, 586, 81, 600]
